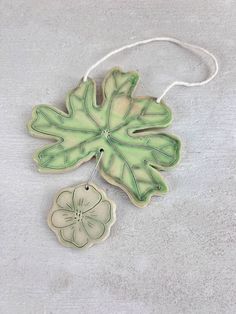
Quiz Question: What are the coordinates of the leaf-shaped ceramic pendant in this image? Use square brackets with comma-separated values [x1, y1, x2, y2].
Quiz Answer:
[28, 68, 181, 207]
[48, 183, 116, 248]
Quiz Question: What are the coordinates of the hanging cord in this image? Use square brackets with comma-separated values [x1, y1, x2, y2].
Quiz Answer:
[85, 149, 104, 189]
[83, 37, 218, 102]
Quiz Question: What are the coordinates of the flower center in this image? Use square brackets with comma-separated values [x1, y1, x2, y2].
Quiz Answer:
[74, 210, 83, 222]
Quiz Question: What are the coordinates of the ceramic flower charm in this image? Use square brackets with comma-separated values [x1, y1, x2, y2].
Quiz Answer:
[48, 183, 116, 248]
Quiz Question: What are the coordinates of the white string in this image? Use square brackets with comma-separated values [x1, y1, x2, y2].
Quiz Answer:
[83, 37, 218, 102]
[85, 150, 104, 189]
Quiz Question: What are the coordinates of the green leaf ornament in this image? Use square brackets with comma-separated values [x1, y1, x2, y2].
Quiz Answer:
[28, 68, 181, 207]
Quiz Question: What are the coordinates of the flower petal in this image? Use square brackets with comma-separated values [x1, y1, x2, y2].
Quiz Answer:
[56, 191, 74, 211]
[51, 210, 75, 228]
[60, 225, 74, 241]
[85, 200, 111, 224]
[73, 223, 89, 248]
[82, 216, 105, 240]
[73, 185, 102, 212]
[60, 223, 88, 248]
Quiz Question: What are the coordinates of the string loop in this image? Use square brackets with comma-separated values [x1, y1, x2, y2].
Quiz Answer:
[83, 37, 218, 102]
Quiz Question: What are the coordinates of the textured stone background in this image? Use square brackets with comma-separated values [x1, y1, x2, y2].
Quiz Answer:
[0, 1, 236, 313]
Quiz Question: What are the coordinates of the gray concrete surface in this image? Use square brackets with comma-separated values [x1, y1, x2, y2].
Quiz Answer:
[0, 1, 236, 313]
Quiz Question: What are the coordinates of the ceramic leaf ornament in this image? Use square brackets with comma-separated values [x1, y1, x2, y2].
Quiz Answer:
[28, 68, 180, 207]
[28, 37, 218, 248]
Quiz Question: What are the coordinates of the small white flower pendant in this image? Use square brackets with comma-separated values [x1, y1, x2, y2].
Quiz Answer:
[48, 183, 116, 249]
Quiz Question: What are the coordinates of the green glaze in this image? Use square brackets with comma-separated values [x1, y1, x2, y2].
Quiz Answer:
[28, 68, 181, 207]
[48, 183, 116, 249]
